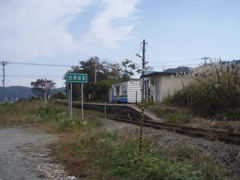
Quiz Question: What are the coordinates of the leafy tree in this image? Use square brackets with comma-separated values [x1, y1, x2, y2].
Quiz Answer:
[67, 57, 141, 101]
[121, 59, 138, 81]
[51, 91, 66, 100]
[121, 59, 153, 81]
[31, 79, 55, 99]
[70, 56, 122, 83]
[136, 65, 154, 75]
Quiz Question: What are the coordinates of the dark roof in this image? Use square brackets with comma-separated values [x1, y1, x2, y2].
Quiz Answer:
[142, 66, 191, 77]
[220, 60, 240, 65]
[163, 66, 191, 73]
[142, 60, 240, 78]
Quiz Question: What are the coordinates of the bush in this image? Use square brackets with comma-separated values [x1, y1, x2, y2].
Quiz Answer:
[36, 104, 64, 122]
[96, 132, 222, 179]
[51, 91, 67, 100]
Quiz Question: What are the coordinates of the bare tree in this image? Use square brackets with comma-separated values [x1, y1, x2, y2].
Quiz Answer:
[31, 79, 55, 99]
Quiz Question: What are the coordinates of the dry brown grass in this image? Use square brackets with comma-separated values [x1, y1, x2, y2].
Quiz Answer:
[49, 131, 97, 179]
[0, 102, 34, 126]
[166, 59, 240, 118]
[0, 101, 67, 133]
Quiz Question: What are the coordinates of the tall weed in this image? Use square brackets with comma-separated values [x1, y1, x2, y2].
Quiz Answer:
[164, 60, 240, 118]
[0, 101, 102, 132]
[0, 101, 38, 125]
[62, 131, 224, 179]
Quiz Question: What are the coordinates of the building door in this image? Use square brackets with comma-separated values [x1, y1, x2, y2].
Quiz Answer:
[116, 86, 120, 101]
[155, 80, 160, 102]
[109, 88, 113, 103]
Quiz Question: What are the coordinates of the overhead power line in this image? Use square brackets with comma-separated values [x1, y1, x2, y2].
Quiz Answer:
[147, 44, 162, 61]
[152, 64, 199, 68]
[6, 74, 64, 78]
[7, 61, 72, 67]
[125, 43, 142, 59]
[149, 58, 202, 64]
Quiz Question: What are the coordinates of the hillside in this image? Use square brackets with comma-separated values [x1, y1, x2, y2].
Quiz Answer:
[0, 86, 65, 100]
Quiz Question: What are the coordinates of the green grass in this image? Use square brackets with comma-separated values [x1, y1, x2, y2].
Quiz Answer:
[61, 131, 225, 180]
[31, 104, 102, 132]
[148, 105, 191, 124]
[137, 100, 152, 109]
[0, 101, 102, 132]
[0, 101, 225, 179]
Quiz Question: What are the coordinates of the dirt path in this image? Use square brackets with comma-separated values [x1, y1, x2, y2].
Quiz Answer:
[0, 126, 67, 180]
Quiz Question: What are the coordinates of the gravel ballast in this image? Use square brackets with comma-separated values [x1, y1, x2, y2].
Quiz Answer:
[101, 119, 240, 179]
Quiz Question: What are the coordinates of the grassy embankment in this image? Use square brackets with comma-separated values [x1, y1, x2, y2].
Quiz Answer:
[164, 61, 240, 120]
[0, 101, 225, 179]
[139, 61, 240, 124]
[137, 102, 191, 124]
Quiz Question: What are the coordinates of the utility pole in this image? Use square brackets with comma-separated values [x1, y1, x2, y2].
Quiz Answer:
[44, 77, 47, 102]
[201, 57, 209, 65]
[1, 61, 7, 103]
[136, 39, 148, 102]
[95, 58, 97, 83]
[141, 39, 147, 102]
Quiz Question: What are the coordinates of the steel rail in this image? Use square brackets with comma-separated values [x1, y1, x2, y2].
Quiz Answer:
[72, 103, 240, 145]
[110, 117, 240, 145]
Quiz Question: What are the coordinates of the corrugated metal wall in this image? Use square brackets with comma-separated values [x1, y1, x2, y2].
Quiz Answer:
[127, 80, 141, 103]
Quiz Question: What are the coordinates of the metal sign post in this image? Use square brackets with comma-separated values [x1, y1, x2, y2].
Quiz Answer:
[104, 102, 107, 131]
[70, 83, 72, 122]
[66, 73, 88, 124]
[67, 83, 69, 107]
[81, 83, 86, 125]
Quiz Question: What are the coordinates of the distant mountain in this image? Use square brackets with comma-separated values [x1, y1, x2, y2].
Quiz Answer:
[0, 86, 66, 100]
[164, 66, 191, 74]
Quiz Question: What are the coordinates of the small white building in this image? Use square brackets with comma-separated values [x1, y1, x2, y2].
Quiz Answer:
[142, 67, 192, 103]
[109, 79, 141, 103]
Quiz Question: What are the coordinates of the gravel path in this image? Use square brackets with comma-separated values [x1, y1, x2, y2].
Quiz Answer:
[0, 126, 67, 180]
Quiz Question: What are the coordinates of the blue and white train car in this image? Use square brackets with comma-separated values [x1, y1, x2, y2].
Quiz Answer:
[109, 79, 142, 103]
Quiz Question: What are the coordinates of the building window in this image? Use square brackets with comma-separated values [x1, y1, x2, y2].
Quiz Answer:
[122, 85, 127, 95]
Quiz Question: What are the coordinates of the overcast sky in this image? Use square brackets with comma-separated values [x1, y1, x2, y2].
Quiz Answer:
[1, 0, 240, 88]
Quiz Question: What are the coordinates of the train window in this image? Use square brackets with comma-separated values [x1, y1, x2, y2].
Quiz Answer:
[122, 85, 127, 95]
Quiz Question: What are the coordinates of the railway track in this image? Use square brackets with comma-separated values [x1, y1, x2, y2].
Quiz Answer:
[110, 116, 240, 145]
[72, 103, 240, 145]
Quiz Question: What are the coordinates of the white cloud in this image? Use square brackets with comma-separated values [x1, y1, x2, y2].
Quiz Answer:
[85, 0, 140, 49]
[0, 0, 93, 60]
[0, 0, 140, 60]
